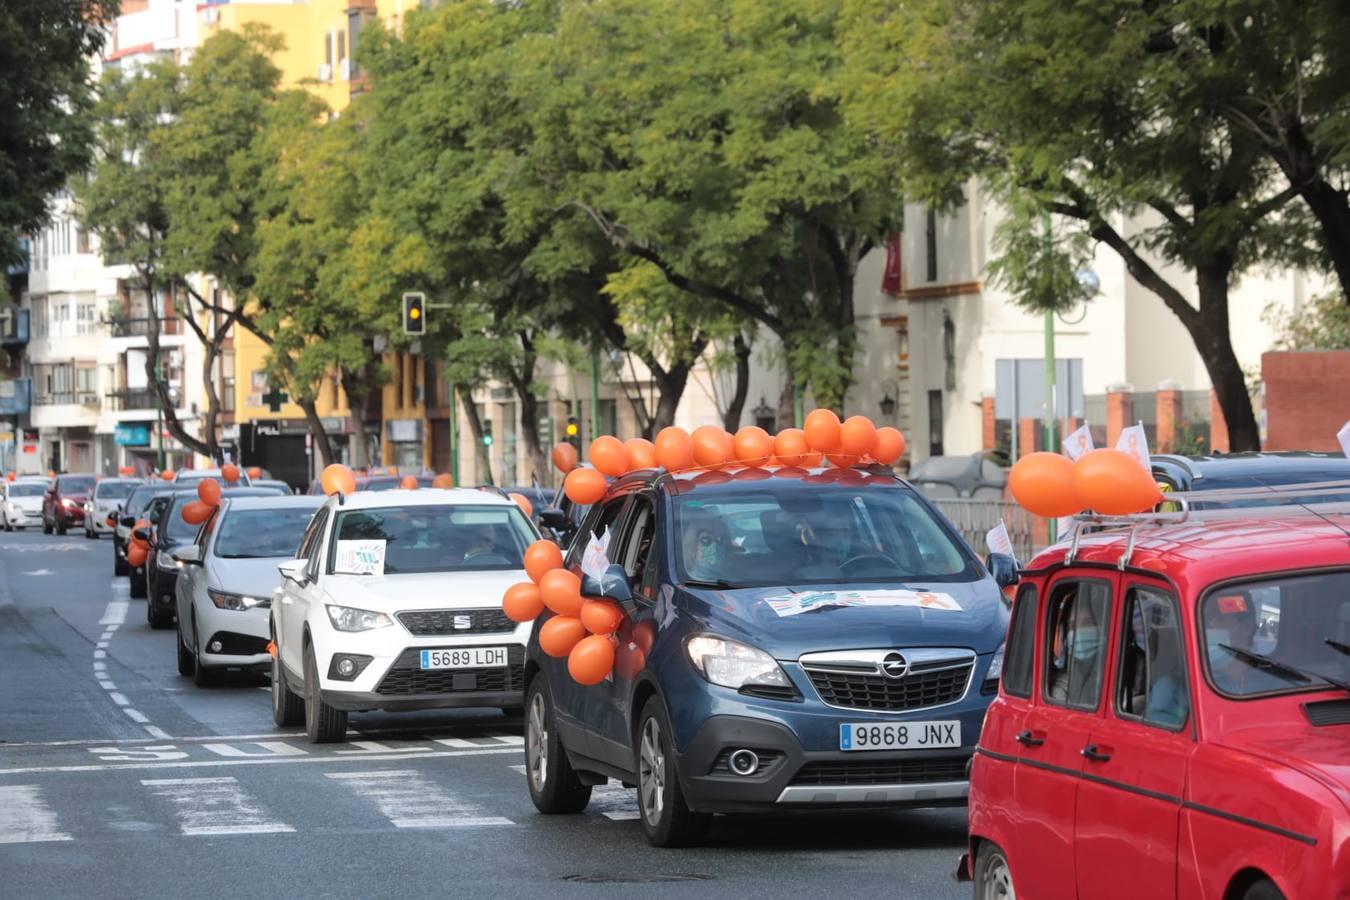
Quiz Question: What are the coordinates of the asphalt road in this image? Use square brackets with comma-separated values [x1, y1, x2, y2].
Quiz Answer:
[0, 529, 969, 900]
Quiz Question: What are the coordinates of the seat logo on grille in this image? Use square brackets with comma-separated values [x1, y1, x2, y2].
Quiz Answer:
[453, 615, 471, 630]
[880, 652, 910, 680]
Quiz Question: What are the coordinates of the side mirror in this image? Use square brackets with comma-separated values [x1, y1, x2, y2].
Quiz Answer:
[277, 559, 308, 585]
[172, 546, 202, 565]
[986, 553, 1020, 590]
[132, 527, 151, 543]
[538, 508, 568, 530]
[119, 515, 135, 528]
[106, 514, 118, 527]
[581, 563, 633, 604]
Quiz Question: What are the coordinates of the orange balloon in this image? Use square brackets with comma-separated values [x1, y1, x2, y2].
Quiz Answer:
[432, 472, 454, 488]
[320, 463, 357, 496]
[580, 598, 625, 636]
[509, 492, 534, 517]
[873, 427, 906, 464]
[733, 426, 774, 467]
[4, 472, 13, 481]
[400, 475, 418, 489]
[1073, 449, 1163, 516]
[539, 615, 587, 658]
[568, 634, 616, 685]
[840, 416, 878, 456]
[502, 582, 545, 623]
[773, 428, 811, 467]
[197, 478, 221, 506]
[125, 543, 147, 567]
[540, 568, 584, 617]
[654, 427, 695, 471]
[524, 540, 564, 582]
[588, 435, 630, 478]
[181, 501, 212, 525]
[826, 451, 861, 469]
[804, 409, 842, 453]
[564, 467, 608, 505]
[221, 463, 240, 484]
[692, 426, 734, 468]
[247, 466, 262, 479]
[551, 442, 578, 474]
[118, 466, 134, 476]
[734, 467, 773, 481]
[624, 438, 657, 470]
[1009, 452, 1084, 518]
[160, 470, 175, 481]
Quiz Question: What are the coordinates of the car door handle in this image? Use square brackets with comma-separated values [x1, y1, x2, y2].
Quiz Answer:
[1014, 730, 1045, 748]
[1081, 744, 1112, 763]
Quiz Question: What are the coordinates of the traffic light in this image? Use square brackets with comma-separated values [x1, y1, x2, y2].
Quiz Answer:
[402, 292, 425, 336]
[481, 418, 493, 447]
[565, 416, 581, 451]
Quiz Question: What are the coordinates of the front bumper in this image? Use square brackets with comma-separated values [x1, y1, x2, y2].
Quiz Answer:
[197, 603, 271, 668]
[55, 506, 85, 525]
[4, 508, 34, 527]
[673, 714, 971, 814]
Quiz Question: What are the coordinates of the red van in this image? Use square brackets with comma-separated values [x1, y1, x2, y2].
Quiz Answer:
[960, 508, 1350, 900]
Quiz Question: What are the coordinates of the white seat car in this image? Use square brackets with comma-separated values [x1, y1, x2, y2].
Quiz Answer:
[270, 489, 537, 742]
[173, 495, 323, 686]
[1, 479, 47, 531]
[174, 467, 251, 486]
[84, 477, 142, 538]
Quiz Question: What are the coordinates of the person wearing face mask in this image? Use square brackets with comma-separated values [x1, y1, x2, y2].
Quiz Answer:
[683, 516, 729, 583]
[1049, 598, 1106, 706]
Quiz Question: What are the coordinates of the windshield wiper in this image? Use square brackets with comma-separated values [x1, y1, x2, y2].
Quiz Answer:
[1325, 639, 1350, 659]
[1223, 644, 1350, 693]
[683, 578, 738, 589]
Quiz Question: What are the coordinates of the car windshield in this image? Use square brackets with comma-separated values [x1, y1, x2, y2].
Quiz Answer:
[327, 504, 534, 574]
[361, 477, 399, 491]
[165, 500, 205, 541]
[214, 508, 317, 559]
[671, 484, 979, 588]
[123, 487, 163, 517]
[95, 481, 137, 500]
[57, 475, 96, 493]
[1202, 570, 1350, 697]
[8, 484, 45, 497]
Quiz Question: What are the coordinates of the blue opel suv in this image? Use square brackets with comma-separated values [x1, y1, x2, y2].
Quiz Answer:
[522, 466, 1014, 846]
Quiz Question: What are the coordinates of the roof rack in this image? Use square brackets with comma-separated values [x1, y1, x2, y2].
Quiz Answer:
[1061, 479, 1350, 569]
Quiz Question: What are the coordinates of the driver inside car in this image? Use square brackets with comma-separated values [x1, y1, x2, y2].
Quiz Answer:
[1205, 593, 1263, 694]
[683, 515, 729, 583]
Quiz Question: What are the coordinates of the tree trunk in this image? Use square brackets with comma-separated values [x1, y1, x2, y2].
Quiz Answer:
[297, 397, 334, 469]
[1272, 123, 1350, 302]
[650, 360, 695, 433]
[776, 345, 797, 431]
[722, 333, 751, 432]
[509, 332, 546, 486]
[142, 275, 211, 459]
[340, 369, 367, 470]
[1194, 260, 1260, 452]
[458, 385, 492, 485]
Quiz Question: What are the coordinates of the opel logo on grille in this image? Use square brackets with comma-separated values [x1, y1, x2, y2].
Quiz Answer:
[880, 652, 910, 680]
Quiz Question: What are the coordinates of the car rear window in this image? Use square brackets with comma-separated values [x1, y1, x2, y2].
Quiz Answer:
[7, 483, 45, 497]
[57, 475, 96, 493]
[123, 487, 164, 516]
[95, 481, 137, 500]
[214, 508, 318, 559]
[327, 504, 534, 574]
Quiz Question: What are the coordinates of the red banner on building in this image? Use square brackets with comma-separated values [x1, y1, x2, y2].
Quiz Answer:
[882, 233, 902, 296]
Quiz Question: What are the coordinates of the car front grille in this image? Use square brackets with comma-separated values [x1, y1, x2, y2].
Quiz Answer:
[375, 645, 525, 696]
[790, 757, 969, 786]
[802, 658, 973, 712]
[396, 608, 516, 636]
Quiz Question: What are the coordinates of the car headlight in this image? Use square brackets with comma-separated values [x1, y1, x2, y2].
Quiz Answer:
[209, 589, 269, 611]
[685, 634, 792, 691]
[157, 552, 183, 570]
[986, 641, 1006, 682]
[326, 604, 393, 632]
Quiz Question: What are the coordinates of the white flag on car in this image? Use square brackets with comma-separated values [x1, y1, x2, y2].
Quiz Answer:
[1338, 421, 1350, 459]
[1062, 424, 1094, 461]
[986, 520, 1014, 557]
[1116, 422, 1151, 471]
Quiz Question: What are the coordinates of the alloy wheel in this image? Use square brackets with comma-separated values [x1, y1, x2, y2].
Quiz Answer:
[638, 717, 665, 827]
[979, 850, 1016, 900]
[526, 691, 548, 794]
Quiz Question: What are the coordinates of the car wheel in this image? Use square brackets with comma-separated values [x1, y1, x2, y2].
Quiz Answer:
[1242, 880, 1285, 900]
[524, 678, 592, 814]
[636, 695, 709, 847]
[129, 567, 146, 599]
[303, 642, 347, 743]
[176, 622, 194, 676]
[192, 619, 218, 687]
[271, 646, 304, 727]
[974, 841, 1016, 900]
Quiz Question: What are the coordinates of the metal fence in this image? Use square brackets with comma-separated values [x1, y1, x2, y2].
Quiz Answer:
[928, 496, 1040, 562]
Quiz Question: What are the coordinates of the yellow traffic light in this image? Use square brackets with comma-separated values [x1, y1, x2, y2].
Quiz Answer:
[409, 307, 420, 320]
[565, 422, 579, 436]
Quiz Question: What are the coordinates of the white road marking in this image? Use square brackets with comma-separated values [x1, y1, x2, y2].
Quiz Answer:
[326, 770, 513, 828]
[98, 601, 128, 626]
[4, 746, 519, 776]
[123, 709, 149, 724]
[510, 765, 639, 821]
[22, 569, 52, 576]
[432, 735, 523, 749]
[98, 680, 116, 690]
[96, 641, 108, 649]
[108, 692, 130, 707]
[334, 740, 431, 755]
[0, 785, 72, 844]
[202, 742, 306, 759]
[144, 726, 172, 740]
[141, 777, 294, 836]
[92, 649, 105, 659]
[92, 661, 106, 672]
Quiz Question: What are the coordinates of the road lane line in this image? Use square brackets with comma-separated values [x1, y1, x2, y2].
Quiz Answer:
[98, 680, 116, 690]
[0, 730, 515, 750]
[108, 692, 130, 707]
[98, 601, 127, 626]
[1, 746, 520, 776]
[334, 740, 431, 755]
[325, 770, 513, 828]
[141, 776, 294, 836]
[144, 726, 172, 740]
[92, 649, 105, 659]
[202, 742, 306, 758]
[123, 709, 149, 724]
[0, 785, 72, 843]
[92, 661, 106, 672]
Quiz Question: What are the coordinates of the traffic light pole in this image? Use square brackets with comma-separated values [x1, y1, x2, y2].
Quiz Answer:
[448, 382, 459, 486]
[590, 343, 600, 449]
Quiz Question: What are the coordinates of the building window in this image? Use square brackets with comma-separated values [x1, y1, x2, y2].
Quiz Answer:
[31, 297, 47, 337]
[943, 311, 956, 391]
[76, 228, 91, 255]
[925, 208, 938, 282]
[77, 302, 97, 335]
[927, 389, 944, 457]
[337, 29, 346, 64]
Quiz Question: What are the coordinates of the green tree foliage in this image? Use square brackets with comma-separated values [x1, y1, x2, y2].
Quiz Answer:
[0, 0, 116, 273]
[1268, 293, 1350, 351]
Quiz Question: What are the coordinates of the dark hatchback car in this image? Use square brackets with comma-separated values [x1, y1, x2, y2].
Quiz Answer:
[43, 473, 98, 535]
[523, 467, 1013, 846]
[1151, 451, 1350, 506]
[115, 483, 183, 580]
[141, 486, 287, 628]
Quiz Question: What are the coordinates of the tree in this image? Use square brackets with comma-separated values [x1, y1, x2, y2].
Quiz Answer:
[0, 0, 116, 273]
[1268, 293, 1350, 350]
[840, 0, 1317, 451]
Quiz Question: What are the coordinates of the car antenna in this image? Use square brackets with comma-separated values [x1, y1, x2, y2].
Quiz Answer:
[337, 491, 345, 506]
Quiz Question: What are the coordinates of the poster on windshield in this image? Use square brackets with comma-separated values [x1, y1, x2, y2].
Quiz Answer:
[334, 540, 385, 576]
[763, 589, 962, 618]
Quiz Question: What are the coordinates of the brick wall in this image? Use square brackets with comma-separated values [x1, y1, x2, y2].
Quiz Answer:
[1262, 351, 1350, 451]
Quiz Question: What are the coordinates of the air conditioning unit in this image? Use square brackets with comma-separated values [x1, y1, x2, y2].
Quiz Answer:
[317, 62, 332, 83]
[339, 58, 351, 81]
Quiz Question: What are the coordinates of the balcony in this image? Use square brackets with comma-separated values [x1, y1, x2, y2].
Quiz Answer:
[106, 317, 184, 338]
[0, 308, 29, 348]
[106, 387, 180, 412]
[33, 390, 99, 409]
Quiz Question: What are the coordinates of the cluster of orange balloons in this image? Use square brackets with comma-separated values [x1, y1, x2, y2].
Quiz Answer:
[501, 539, 631, 686]
[1010, 449, 1163, 518]
[180, 477, 223, 526]
[126, 517, 152, 567]
[554, 409, 906, 505]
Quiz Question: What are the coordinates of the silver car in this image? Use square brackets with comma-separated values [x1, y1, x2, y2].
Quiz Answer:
[84, 477, 143, 538]
[172, 494, 322, 687]
[1, 480, 48, 531]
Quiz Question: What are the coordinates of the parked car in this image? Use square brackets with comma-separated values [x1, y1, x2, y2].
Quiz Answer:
[1152, 451, 1350, 504]
[1, 480, 48, 531]
[960, 501, 1350, 900]
[42, 473, 97, 535]
[114, 483, 180, 576]
[251, 479, 294, 495]
[83, 477, 141, 539]
[271, 489, 538, 742]
[522, 466, 1013, 846]
[173, 468, 252, 487]
[173, 495, 324, 685]
[908, 453, 1007, 500]
[129, 494, 177, 599]
[144, 485, 288, 626]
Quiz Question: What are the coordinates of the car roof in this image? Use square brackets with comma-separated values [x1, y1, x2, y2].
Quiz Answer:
[96, 477, 143, 486]
[1152, 452, 1350, 490]
[320, 487, 517, 510]
[220, 495, 324, 512]
[165, 486, 286, 504]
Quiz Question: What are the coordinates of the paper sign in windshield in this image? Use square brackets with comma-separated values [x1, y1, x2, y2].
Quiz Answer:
[580, 528, 611, 581]
[334, 540, 385, 576]
[764, 589, 962, 617]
